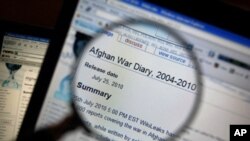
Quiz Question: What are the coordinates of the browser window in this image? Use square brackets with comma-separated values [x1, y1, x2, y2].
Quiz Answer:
[0, 33, 49, 140]
[32, 0, 250, 141]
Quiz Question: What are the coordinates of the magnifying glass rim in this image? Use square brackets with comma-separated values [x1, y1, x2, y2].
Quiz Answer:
[70, 18, 203, 141]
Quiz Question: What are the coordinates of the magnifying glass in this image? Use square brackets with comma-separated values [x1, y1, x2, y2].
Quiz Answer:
[71, 19, 202, 141]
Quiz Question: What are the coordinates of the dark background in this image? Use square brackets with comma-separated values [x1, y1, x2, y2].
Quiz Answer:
[0, 0, 249, 30]
[0, 0, 63, 28]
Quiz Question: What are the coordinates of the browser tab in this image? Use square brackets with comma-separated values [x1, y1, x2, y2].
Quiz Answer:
[0, 33, 48, 66]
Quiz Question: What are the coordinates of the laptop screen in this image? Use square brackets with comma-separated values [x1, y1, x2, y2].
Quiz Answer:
[23, 0, 250, 141]
[0, 32, 49, 140]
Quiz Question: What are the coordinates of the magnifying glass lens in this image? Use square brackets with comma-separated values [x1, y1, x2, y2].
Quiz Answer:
[72, 20, 201, 141]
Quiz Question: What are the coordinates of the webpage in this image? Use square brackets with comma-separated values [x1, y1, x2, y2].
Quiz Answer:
[35, 0, 250, 141]
[0, 33, 48, 140]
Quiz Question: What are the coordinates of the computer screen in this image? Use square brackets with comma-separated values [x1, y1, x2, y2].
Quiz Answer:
[24, 0, 250, 141]
[0, 33, 49, 140]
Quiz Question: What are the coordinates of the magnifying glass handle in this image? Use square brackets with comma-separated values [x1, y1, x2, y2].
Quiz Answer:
[24, 111, 92, 141]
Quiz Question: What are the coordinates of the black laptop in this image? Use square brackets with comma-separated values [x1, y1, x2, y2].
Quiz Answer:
[17, 0, 250, 141]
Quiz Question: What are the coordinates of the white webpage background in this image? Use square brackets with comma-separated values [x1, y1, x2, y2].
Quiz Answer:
[35, 0, 250, 141]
